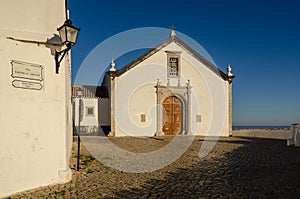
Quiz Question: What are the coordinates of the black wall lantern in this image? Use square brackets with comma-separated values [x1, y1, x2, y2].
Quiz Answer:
[55, 0, 80, 74]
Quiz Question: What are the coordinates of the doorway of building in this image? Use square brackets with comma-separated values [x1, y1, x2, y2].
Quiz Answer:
[162, 96, 182, 135]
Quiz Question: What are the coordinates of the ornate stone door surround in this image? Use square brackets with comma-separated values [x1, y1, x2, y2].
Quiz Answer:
[155, 79, 192, 135]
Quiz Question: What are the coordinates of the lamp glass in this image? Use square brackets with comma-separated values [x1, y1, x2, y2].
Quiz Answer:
[66, 25, 79, 44]
[58, 25, 67, 44]
[58, 22, 79, 46]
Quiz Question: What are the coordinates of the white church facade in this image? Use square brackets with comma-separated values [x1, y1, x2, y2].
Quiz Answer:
[101, 31, 235, 137]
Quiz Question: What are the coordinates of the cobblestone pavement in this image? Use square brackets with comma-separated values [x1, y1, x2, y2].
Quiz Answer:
[8, 136, 300, 198]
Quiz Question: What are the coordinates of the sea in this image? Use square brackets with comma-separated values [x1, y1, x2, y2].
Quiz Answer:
[233, 126, 290, 130]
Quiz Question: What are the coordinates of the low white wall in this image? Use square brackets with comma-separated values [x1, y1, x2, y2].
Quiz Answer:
[232, 129, 292, 140]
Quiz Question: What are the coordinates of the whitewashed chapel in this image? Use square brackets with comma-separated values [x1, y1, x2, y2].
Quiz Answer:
[99, 30, 235, 137]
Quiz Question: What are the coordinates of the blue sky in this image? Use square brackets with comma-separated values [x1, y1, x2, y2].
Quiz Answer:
[69, 0, 300, 126]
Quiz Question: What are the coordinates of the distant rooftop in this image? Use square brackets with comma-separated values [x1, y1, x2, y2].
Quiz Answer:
[72, 85, 109, 98]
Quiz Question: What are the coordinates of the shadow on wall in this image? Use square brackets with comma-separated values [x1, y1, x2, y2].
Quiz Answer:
[108, 137, 300, 198]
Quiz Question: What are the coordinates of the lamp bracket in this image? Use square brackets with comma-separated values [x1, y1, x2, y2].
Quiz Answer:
[55, 47, 70, 74]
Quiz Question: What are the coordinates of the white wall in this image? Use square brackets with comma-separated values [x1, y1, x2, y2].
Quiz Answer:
[113, 41, 229, 137]
[114, 69, 157, 136]
[73, 98, 110, 135]
[0, 0, 72, 197]
[179, 49, 229, 136]
[74, 98, 99, 128]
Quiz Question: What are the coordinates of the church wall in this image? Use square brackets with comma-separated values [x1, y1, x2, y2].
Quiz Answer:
[162, 42, 229, 136]
[113, 48, 171, 136]
[0, 1, 72, 197]
[114, 64, 160, 136]
[113, 41, 230, 137]
[180, 57, 212, 135]
[180, 50, 230, 136]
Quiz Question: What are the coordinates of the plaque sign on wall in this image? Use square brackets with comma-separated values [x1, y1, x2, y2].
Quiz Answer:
[11, 60, 44, 90]
[12, 80, 43, 90]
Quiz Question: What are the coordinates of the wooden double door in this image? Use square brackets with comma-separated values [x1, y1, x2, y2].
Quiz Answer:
[162, 96, 181, 135]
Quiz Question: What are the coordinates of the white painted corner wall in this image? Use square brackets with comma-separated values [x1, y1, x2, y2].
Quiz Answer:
[0, 0, 73, 197]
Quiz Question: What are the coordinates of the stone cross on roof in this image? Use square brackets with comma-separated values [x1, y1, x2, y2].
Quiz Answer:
[170, 24, 176, 37]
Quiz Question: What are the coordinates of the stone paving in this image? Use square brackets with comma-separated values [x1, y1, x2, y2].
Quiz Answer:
[7, 136, 300, 198]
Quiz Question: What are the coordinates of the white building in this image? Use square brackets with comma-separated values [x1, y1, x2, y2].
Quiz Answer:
[0, 1, 74, 197]
[102, 31, 235, 137]
[72, 85, 110, 135]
